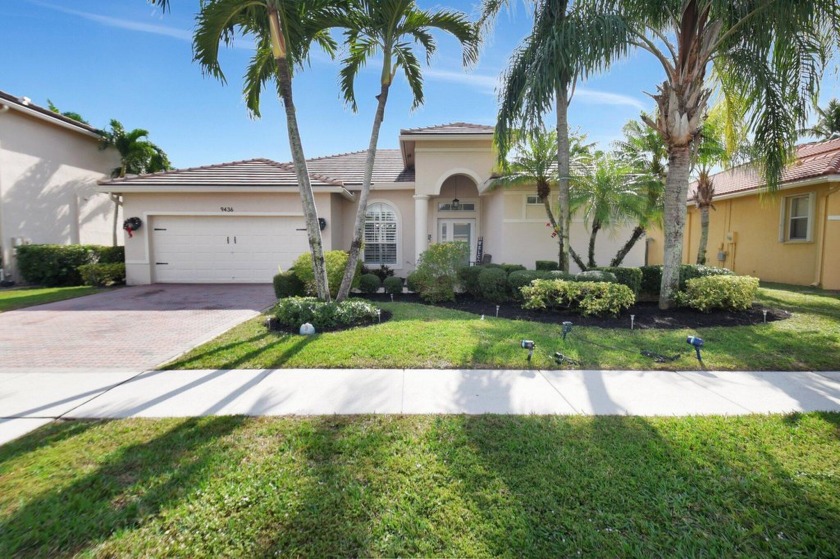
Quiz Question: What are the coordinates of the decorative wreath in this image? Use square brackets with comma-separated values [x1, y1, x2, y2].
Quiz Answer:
[123, 217, 143, 238]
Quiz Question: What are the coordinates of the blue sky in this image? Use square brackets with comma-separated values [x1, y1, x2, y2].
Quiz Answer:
[1, 0, 837, 169]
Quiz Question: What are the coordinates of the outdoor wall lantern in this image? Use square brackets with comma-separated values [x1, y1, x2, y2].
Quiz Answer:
[451, 198, 461, 211]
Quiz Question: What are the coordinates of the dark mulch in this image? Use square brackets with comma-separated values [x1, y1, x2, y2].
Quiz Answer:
[358, 293, 791, 330]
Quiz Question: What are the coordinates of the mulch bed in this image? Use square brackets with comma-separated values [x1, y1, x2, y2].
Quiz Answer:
[357, 292, 791, 330]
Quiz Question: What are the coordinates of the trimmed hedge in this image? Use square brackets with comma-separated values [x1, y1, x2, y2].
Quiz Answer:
[16, 244, 124, 287]
[359, 273, 382, 294]
[291, 250, 360, 299]
[273, 297, 379, 332]
[499, 263, 526, 275]
[640, 265, 663, 295]
[535, 260, 559, 271]
[273, 271, 305, 299]
[78, 263, 125, 287]
[406, 272, 420, 293]
[458, 265, 486, 298]
[679, 275, 759, 312]
[521, 279, 635, 317]
[576, 270, 618, 283]
[508, 270, 552, 301]
[478, 267, 509, 303]
[383, 276, 404, 295]
[640, 265, 735, 296]
[594, 266, 642, 295]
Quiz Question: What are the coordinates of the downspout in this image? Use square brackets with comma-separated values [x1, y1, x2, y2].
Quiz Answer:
[814, 184, 840, 287]
[0, 103, 8, 281]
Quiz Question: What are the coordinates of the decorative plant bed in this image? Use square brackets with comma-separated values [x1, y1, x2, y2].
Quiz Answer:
[356, 293, 790, 330]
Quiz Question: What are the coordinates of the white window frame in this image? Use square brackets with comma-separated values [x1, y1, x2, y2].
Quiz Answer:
[525, 194, 542, 206]
[437, 199, 477, 212]
[779, 192, 816, 243]
[363, 200, 402, 269]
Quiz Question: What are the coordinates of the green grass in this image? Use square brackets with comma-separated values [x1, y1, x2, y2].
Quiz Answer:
[165, 284, 840, 371]
[1, 414, 838, 558]
[0, 286, 104, 312]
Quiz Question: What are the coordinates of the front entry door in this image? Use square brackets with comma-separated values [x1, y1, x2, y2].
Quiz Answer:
[438, 219, 476, 263]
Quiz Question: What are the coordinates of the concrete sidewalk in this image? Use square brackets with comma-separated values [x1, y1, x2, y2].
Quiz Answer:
[2, 368, 839, 445]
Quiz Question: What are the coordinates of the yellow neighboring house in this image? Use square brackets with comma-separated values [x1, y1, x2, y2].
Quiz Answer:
[647, 138, 840, 289]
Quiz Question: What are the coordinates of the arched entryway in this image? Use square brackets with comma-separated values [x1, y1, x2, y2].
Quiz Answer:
[435, 173, 481, 263]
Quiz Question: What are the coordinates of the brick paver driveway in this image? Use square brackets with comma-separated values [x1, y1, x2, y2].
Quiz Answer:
[0, 284, 275, 369]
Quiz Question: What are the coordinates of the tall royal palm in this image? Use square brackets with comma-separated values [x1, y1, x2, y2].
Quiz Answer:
[481, 0, 630, 272]
[333, 0, 478, 302]
[803, 99, 840, 141]
[192, 0, 339, 301]
[593, 0, 840, 308]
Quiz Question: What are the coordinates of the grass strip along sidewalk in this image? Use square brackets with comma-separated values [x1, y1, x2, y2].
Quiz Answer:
[0, 286, 103, 313]
[1, 414, 838, 558]
[165, 285, 840, 371]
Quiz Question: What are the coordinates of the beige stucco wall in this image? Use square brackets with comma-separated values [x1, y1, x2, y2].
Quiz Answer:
[485, 186, 646, 271]
[413, 139, 496, 196]
[120, 191, 338, 284]
[647, 181, 840, 288]
[0, 108, 120, 278]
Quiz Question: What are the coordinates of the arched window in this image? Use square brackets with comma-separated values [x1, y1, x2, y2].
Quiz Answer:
[364, 202, 398, 265]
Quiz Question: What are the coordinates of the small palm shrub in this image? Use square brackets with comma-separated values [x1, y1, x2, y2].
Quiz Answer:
[383, 276, 404, 295]
[273, 297, 379, 332]
[521, 279, 635, 317]
[679, 275, 759, 312]
[478, 267, 509, 303]
[412, 242, 469, 303]
[359, 273, 382, 294]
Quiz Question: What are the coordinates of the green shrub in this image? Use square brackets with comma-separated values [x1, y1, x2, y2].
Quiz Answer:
[16, 244, 97, 286]
[361, 264, 394, 282]
[412, 242, 469, 303]
[383, 276, 404, 295]
[679, 275, 759, 312]
[458, 265, 486, 298]
[548, 270, 576, 281]
[273, 271, 305, 299]
[273, 297, 379, 332]
[291, 250, 360, 299]
[639, 265, 662, 295]
[359, 273, 382, 294]
[93, 246, 125, 264]
[679, 264, 734, 290]
[406, 272, 420, 293]
[521, 279, 635, 317]
[535, 260, 559, 271]
[508, 270, 552, 301]
[594, 266, 642, 295]
[78, 263, 125, 287]
[575, 270, 618, 283]
[478, 267, 509, 303]
[499, 263, 526, 275]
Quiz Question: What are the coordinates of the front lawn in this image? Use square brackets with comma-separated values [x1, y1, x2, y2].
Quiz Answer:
[0, 286, 104, 312]
[165, 284, 840, 371]
[1, 414, 838, 558]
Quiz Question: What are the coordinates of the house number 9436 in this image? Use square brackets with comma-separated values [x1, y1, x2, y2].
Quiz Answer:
[220, 207, 234, 212]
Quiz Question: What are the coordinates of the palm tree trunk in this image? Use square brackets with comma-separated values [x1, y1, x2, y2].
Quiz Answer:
[541, 197, 564, 269]
[269, 8, 330, 301]
[587, 220, 601, 268]
[611, 226, 644, 267]
[570, 247, 586, 271]
[336, 83, 390, 302]
[696, 206, 709, 265]
[556, 86, 571, 273]
[660, 145, 692, 309]
[110, 195, 122, 247]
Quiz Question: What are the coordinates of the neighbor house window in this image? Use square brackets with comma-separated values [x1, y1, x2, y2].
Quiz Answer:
[364, 202, 398, 265]
[781, 193, 815, 242]
[526, 195, 542, 205]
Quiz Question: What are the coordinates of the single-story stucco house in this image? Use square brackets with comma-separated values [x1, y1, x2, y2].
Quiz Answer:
[99, 123, 645, 285]
[647, 137, 840, 289]
[0, 90, 121, 281]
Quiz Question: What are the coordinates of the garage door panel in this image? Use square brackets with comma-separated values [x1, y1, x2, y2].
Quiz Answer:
[151, 215, 308, 283]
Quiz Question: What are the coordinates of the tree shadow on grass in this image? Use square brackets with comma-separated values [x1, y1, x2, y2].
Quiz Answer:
[0, 416, 247, 558]
[0, 419, 100, 468]
[439, 414, 840, 557]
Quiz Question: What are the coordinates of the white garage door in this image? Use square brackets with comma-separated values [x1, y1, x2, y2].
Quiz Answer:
[151, 215, 309, 283]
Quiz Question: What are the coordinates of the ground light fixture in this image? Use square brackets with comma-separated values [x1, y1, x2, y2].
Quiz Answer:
[520, 339, 536, 362]
[687, 336, 704, 362]
[562, 321, 573, 340]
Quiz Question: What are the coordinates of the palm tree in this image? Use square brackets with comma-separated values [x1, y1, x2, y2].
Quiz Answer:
[692, 169, 715, 265]
[193, 0, 340, 301]
[611, 113, 667, 266]
[570, 153, 643, 268]
[591, 0, 840, 308]
[99, 119, 171, 246]
[480, 0, 630, 273]
[802, 99, 840, 141]
[47, 100, 90, 125]
[333, 0, 478, 302]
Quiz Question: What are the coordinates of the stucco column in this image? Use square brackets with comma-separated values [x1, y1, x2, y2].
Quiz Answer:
[413, 194, 430, 264]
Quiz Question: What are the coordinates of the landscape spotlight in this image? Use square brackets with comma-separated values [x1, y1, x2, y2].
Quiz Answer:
[562, 321, 573, 340]
[520, 339, 536, 362]
[686, 335, 704, 362]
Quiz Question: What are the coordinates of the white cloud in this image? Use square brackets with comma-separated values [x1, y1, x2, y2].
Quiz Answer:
[28, 0, 192, 41]
[572, 88, 646, 110]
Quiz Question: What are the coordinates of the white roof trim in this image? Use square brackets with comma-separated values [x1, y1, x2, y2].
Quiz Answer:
[0, 100, 101, 140]
[98, 184, 356, 201]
